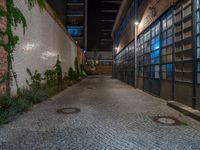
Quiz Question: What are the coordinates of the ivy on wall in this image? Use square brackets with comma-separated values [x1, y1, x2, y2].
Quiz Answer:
[0, 0, 45, 95]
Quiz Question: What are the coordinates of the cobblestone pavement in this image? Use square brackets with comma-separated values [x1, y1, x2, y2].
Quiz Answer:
[1, 76, 200, 150]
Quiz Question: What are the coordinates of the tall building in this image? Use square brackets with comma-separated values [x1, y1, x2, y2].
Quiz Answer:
[66, 0, 88, 50]
[100, 0, 121, 52]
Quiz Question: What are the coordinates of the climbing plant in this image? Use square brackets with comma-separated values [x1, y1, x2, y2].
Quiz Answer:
[0, 0, 45, 96]
[26, 0, 45, 10]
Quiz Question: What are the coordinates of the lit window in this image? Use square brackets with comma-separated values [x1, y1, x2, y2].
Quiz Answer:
[162, 64, 172, 80]
[198, 0, 200, 9]
[151, 36, 160, 50]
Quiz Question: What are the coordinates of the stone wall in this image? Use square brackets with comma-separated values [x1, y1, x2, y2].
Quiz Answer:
[0, 0, 7, 95]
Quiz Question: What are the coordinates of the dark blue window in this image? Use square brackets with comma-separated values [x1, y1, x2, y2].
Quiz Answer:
[150, 50, 160, 64]
[162, 64, 172, 79]
[151, 36, 160, 51]
[67, 27, 83, 37]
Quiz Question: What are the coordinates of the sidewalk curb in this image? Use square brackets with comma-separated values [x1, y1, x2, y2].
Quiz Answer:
[167, 101, 200, 122]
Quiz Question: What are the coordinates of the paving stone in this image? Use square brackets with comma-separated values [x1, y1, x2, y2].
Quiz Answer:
[0, 76, 200, 150]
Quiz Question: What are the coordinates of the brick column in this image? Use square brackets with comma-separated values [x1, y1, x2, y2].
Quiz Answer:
[0, 0, 8, 96]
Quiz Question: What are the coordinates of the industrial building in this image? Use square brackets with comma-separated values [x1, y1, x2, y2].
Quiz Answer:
[112, 0, 200, 110]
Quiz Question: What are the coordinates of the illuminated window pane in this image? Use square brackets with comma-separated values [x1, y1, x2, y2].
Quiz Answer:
[198, 0, 200, 9]
[197, 10, 200, 22]
[197, 48, 200, 58]
[197, 23, 200, 34]
[197, 36, 200, 47]
[151, 36, 160, 50]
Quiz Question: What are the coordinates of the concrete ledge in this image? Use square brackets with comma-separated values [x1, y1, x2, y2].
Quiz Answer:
[167, 101, 200, 121]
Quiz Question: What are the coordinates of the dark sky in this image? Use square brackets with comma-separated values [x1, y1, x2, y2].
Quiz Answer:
[87, 0, 101, 51]
[46, 0, 67, 26]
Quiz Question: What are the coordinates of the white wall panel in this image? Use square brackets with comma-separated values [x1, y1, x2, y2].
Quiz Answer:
[11, 0, 78, 93]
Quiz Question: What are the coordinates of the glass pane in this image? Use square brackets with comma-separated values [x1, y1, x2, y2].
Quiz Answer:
[162, 65, 166, 71]
[167, 15, 173, 27]
[197, 48, 200, 58]
[198, 0, 200, 9]
[197, 23, 200, 34]
[197, 62, 200, 72]
[167, 28, 173, 36]
[198, 73, 200, 84]
[197, 10, 200, 22]
[197, 36, 200, 47]
[162, 72, 167, 79]
[155, 65, 160, 71]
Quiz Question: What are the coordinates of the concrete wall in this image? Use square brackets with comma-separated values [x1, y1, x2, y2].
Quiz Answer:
[10, 0, 81, 93]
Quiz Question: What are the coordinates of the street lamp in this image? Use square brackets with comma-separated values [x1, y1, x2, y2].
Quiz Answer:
[134, 21, 139, 26]
[134, 22, 139, 88]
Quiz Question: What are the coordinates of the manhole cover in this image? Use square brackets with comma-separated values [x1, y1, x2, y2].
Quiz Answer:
[57, 108, 80, 114]
[153, 116, 184, 126]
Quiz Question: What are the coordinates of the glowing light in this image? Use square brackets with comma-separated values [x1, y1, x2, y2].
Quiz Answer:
[134, 21, 139, 26]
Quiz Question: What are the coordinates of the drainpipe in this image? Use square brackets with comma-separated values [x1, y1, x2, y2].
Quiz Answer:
[134, 0, 138, 88]
[192, 0, 197, 109]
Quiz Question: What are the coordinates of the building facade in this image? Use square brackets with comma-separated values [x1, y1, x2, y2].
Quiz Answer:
[100, 0, 121, 52]
[66, 0, 88, 50]
[112, 0, 200, 110]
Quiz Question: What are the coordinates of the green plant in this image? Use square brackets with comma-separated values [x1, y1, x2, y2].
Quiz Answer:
[26, 0, 45, 10]
[26, 68, 44, 90]
[68, 67, 79, 81]
[0, 96, 13, 112]
[0, 0, 45, 96]
[55, 57, 62, 83]
[44, 69, 57, 86]
[0, 96, 30, 124]
[80, 64, 87, 77]
[44, 57, 63, 85]
[20, 88, 48, 104]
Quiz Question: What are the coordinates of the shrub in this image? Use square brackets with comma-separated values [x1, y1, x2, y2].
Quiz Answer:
[68, 67, 79, 81]
[55, 58, 62, 83]
[20, 88, 49, 104]
[44, 69, 57, 86]
[0, 97, 31, 124]
[44, 57, 63, 85]
[80, 64, 87, 77]
[0, 97, 13, 112]
[26, 68, 44, 90]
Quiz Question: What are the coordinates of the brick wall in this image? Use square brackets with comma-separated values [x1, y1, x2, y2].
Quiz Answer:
[137, 0, 177, 34]
[95, 66, 112, 75]
[0, 0, 7, 95]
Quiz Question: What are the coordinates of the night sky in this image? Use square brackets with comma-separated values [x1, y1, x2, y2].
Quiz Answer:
[88, 0, 101, 51]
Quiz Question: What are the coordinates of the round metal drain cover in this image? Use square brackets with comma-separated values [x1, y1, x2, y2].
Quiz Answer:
[153, 116, 184, 126]
[57, 108, 80, 114]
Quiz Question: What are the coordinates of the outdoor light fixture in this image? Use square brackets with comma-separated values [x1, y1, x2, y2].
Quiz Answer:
[134, 21, 139, 26]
